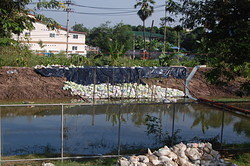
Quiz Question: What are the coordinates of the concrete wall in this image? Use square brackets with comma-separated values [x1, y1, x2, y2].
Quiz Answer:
[13, 22, 87, 56]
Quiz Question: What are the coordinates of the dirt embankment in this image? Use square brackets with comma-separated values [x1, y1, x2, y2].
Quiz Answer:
[144, 67, 247, 98]
[0, 67, 71, 100]
[0, 67, 247, 101]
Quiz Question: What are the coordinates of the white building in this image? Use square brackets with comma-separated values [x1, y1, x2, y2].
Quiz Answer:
[13, 21, 87, 56]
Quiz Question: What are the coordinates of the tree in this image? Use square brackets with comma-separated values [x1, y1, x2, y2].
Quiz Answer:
[180, 0, 250, 89]
[160, 0, 181, 53]
[87, 22, 112, 54]
[181, 27, 205, 53]
[0, 0, 63, 39]
[134, 0, 155, 52]
[72, 24, 89, 33]
[87, 22, 133, 58]
[173, 25, 183, 52]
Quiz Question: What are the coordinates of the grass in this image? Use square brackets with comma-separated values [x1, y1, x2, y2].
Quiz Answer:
[224, 152, 250, 166]
[2, 155, 118, 166]
[0, 45, 160, 68]
[2, 153, 250, 166]
[212, 98, 250, 102]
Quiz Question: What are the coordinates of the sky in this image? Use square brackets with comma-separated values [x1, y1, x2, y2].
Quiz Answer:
[30, 0, 179, 29]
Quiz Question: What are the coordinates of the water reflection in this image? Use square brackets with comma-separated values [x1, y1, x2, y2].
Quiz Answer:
[1, 102, 249, 156]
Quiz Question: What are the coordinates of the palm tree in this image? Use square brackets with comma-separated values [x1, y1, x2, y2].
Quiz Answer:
[134, 0, 155, 53]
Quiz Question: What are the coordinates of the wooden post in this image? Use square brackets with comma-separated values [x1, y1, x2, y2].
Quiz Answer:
[121, 76, 125, 100]
[107, 77, 110, 101]
[93, 67, 96, 104]
[165, 80, 168, 98]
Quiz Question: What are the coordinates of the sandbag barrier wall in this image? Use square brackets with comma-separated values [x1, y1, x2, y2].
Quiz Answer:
[35, 66, 187, 85]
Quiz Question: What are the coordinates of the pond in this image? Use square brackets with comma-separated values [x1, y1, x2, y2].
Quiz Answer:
[1, 101, 249, 157]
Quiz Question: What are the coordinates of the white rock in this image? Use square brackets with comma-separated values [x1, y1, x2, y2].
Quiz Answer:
[41, 163, 55, 166]
[130, 155, 139, 164]
[155, 147, 172, 156]
[205, 142, 212, 150]
[147, 154, 158, 162]
[178, 157, 195, 166]
[151, 159, 161, 165]
[137, 163, 147, 166]
[118, 157, 130, 166]
[159, 155, 172, 162]
[203, 147, 211, 153]
[138, 155, 149, 163]
[172, 143, 188, 160]
[185, 147, 202, 161]
[173, 142, 187, 152]
[148, 148, 153, 155]
[187, 143, 199, 148]
[202, 152, 214, 161]
[162, 160, 178, 166]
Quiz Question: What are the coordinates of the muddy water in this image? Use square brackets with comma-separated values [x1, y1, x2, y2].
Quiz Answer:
[1, 102, 249, 156]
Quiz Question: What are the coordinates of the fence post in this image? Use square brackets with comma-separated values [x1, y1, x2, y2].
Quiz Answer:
[61, 104, 64, 162]
[117, 106, 121, 156]
[0, 106, 1, 165]
[220, 106, 225, 149]
[93, 67, 97, 104]
[171, 104, 176, 146]
[107, 77, 110, 101]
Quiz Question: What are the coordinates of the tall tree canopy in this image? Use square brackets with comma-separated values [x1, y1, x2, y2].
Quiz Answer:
[72, 24, 89, 33]
[180, 0, 250, 85]
[134, 0, 155, 51]
[87, 22, 133, 58]
[0, 0, 63, 38]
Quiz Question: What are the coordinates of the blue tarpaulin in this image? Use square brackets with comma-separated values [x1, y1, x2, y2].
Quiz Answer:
[35, 66, 187, 85]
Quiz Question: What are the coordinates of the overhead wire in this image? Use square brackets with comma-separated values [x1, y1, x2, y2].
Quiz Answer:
[36, 9, 165, 16]
[28, 1, 166, 16]
[29, 1, 165, 10]
[71, 3, 165, 11]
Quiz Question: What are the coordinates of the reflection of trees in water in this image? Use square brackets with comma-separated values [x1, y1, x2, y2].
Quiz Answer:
[100, 104, 250, 139]
[145, 115, 182, 146]
[190, 110, 234, 133]
[5, 144, 56, 156]
[185, 105, 234, 134]
[0, 106, 61, 117]
[233, 119, 250, 137]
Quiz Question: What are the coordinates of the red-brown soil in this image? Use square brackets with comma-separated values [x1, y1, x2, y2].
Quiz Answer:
[0, 67, 71, 101]
[0, 67, 247, 101]
[144, 67, 247, 98]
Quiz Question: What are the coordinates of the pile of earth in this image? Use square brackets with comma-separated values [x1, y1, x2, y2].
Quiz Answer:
[0, 66, 247, 101]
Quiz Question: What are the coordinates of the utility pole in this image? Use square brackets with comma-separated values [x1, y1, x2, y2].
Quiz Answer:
[65, 0, 71, 58]
[163, 1, 167, 54]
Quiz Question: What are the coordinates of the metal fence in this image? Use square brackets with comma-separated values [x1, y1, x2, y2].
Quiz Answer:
[0, 100, 249, 163]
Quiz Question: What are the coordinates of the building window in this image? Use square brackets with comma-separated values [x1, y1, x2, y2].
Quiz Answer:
[72, 46, 78, 50]
[25, 32, 30, 36]
[73, 34, 78, 39]
[49, 33, 55, 38]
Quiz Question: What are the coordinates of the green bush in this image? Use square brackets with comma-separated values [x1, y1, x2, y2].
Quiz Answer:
[1, 45, 202, 68]
[0, 45, 34, 67]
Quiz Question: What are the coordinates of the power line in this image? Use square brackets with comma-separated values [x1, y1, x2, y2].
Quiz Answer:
[37, 9, 165, 16]
[71, 3, 165, 11]
[29, 2, 165, 10]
